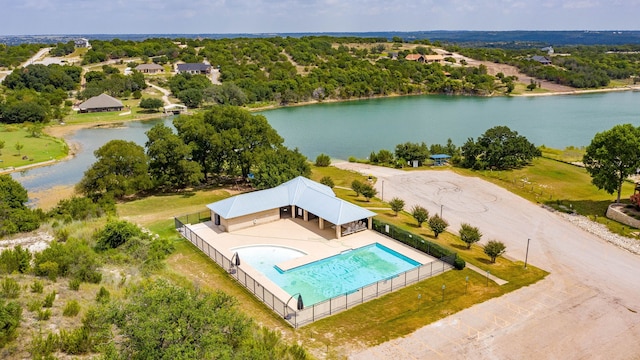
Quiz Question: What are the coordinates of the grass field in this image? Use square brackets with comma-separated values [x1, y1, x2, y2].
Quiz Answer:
[0, 124, 68, 169]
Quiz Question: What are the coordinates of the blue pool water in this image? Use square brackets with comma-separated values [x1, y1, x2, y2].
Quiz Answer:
[233, 243, 420, 305]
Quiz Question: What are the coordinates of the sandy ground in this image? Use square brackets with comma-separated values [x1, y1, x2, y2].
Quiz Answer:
[335, 162, 640, 360]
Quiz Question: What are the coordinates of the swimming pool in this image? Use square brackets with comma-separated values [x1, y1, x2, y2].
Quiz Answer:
[232, 243, 420, 305]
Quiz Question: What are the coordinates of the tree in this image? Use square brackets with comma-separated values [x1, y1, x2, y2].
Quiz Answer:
[249, 147, 311, 189]
[145, 123, 203, 190]
[583, 124, 640, 203]
[484, 240, 506, 263]
[320, 176, 334, 188]
[351, 180, 364, 197]
[459, 223, 482, 249]
[389, 197, 405, 216]
[527, 79, 537, 91]
[395, 142, 430, 166]
[0, 175, 42, 236]
[411, 205, 429, 227]
[315, 153, 331, 167]
[462, 126, 541, 170]
[139, 98, 164, 112]
[14, 142, 23, 156]
[178, 88, 203, 108]
[360, 183, 377, 202]
[0, 300, 22, 348]
[428, 214, 448, 238]
[0, 140, 4, 155]
[77, 140, 152, 199]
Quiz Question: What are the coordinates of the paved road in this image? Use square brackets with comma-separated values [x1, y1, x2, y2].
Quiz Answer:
[0, 47, 51, 83]
[336, 163, 640, 360]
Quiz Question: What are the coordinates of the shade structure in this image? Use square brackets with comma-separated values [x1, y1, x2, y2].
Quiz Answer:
[297, 294, 304, 310]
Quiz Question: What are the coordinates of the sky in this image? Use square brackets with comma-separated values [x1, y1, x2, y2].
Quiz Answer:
[1, 0, 639, 35]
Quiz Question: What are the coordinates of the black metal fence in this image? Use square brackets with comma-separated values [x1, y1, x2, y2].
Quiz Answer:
[372, 218, 464, 269]
[175, 213, 454, 328]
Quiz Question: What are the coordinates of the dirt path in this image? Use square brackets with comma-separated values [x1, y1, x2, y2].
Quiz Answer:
[336, 162, 640, 360]
[147, 82, 172, 106]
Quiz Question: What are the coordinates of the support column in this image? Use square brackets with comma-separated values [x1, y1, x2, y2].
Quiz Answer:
[367, 217, 372, 230]
[291, 205, 295, 218]
[335, 225, 341, 239]
[319, 217, 324, 230]
[303, 210, 308, 222]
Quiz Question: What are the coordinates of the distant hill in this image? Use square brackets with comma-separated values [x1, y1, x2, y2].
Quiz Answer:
[1, 31, 640, 47]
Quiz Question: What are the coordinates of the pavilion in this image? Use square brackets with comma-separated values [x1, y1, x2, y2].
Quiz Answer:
[207, 176, 376, 239]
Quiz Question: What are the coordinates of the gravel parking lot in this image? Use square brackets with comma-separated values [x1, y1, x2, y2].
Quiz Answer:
[336, 163, 640, 360]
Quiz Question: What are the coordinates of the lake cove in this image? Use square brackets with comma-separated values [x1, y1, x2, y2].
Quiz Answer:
[262, 91, 640, 160]
[12, 91, 640, 194]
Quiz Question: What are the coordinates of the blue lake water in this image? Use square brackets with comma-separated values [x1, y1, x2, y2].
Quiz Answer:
[11, 91, 640, 193]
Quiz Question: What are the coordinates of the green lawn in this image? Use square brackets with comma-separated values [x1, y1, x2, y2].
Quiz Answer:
[0, 125, 68, 168]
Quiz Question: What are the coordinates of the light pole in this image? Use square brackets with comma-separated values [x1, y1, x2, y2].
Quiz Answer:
[524, 238, 531, 269]
[465, 276, 469, 294]
[440, 204, 443, 218]
[381, 180, 384, 201]
[486, 270, 490, 287]
[441, 284, 446, 301]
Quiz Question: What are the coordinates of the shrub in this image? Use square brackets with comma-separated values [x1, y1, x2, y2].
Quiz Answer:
[29, 332, 61, 359]
[63, 300, 80, 317]
[319, 176, 334, 188]
[37, 308, 52, 321]
[27, 299, 42, 312]
[315, 153, 331, 167]
[96, 287, 110, 304]
[0, 245, 31, 274]
[34, 239, 102, 283]
[453, 257, 466, 270]
[95, 220, 147, 251]
[69, 278, 80, 291]
[351, 180, 364, 196]
[459, 223, 482, 249]
[360, 183, 377, 201]
[0, 301, 22, 347]
[30, 280, 44, 293]
[43, 291, 56, 308]
[389, 197, 405, 216]
[1, 278, 20, 299]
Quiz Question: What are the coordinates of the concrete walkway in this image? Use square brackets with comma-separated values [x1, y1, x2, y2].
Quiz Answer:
[465, 263, 508, 285]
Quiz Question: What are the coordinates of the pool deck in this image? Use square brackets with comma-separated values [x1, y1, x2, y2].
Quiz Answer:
[186, 217, 437, 305]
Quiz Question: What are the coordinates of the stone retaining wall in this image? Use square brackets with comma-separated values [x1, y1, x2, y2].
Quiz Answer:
[606, 203, 640, 229]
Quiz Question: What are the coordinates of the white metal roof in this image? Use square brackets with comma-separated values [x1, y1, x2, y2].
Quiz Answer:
[207, 176, 376, 225]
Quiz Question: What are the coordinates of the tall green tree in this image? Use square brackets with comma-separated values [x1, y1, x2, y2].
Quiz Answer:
[389, 197, 405, 216]
[484, 240, 506, 263]
[77, 140, 152, 199]
[583, 124, 640, 203]
[145, 123, 203, 190]
[411, 205, 429, 227]
[0, 175, 41, 236]
[250, 147, 311, 189]
[428, 214, 448, 238]
[462, 126, 540, 170]
[395, 142, 430, 166]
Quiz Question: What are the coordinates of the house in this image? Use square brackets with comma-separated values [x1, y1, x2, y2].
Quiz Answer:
[207, 176, 376, 239]
[135, 63, 165, 74]
[405, 54, 425, 63]
[531, 55, 552, 65]
[77, 93, 124, 113]
[541, 46, 554, 55]
[424, 55, 444, 63]
[176, 63, 212, 75]
[74, 38, 90, 48]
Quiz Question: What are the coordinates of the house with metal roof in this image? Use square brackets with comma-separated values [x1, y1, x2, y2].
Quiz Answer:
[176, 63, 212, 75]
[207, 176, 376, 238]
[531, 55, 552, 65]
[77, 93, 124, 113]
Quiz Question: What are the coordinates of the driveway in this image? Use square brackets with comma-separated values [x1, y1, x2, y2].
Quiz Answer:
[336, 162, 640, 359]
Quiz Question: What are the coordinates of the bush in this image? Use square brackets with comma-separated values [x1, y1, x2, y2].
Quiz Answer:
[63, 300, 80, 317]
[428, 215, 448, 238]
[411, 205, 429, 227]
[27, 299, 42, 312]
[319, 176, 334, 188]
[69, 278, 80, 291]
[34, 239, 102, 283]
[96, 287, 110, 304]
[29, 332, 60, 358]
[37, 308, 52, 321]
[95, 219, 147, 251]
[371, 219, 458, 261]
[315, 153, 331, 167]
[43, 291, 56, 308]
[453, 257, 466, 270]
[484, 240, 507, 263]
[0, 278, 20, 299]
[0, 245, 31, 274]
[30, 280, 44, 293]
[0, 301, 22, 347]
